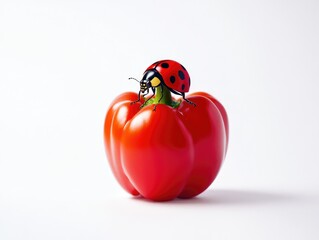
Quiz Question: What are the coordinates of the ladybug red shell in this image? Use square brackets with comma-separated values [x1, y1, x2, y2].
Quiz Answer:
[129, 59, 195, 108]
[145, 60, 190, 93]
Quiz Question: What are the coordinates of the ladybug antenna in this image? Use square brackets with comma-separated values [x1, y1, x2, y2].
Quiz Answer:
[128, 77, 140, 83]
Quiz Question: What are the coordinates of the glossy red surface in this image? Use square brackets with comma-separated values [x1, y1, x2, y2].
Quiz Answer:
[144, 60, 190, 92]
[104, 92, 228, 201]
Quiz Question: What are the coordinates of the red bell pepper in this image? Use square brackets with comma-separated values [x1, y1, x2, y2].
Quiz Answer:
[104, 87, 228, 201]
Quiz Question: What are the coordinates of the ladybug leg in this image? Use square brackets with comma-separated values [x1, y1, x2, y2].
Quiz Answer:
[131, 90, 142, 105]
[182, 93, 196, 106]
[142, 88, 149, 97]
[169, 88, 196, 107]
[141, 87, 155, 108]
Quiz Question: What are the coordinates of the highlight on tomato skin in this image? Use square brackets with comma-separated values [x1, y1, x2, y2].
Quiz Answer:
[121, 104, 195, 201]
[103, 60, 228, 201]
[190, 91, 229, 152]
[176, 94, 227, 199]
[104, 92, 141, 196]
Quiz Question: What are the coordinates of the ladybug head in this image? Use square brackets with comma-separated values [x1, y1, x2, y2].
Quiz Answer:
[129, 69, 163, 96]
[138, 74, 150, 94]
[128, 77, 149, 94]
[141, 70, 162, 92]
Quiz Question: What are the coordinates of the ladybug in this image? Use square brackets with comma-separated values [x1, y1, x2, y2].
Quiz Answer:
[129, 59, 195, 107]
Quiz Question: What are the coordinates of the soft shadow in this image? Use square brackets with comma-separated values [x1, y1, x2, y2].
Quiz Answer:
[187, 189, 299, 205]
[131, 188, 300, 206]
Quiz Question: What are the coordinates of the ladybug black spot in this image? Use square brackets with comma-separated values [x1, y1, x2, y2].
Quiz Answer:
[181, 84, 185, 90]
[178, 70, 185, 80]
[170, 76, 175, 84]
[161, 62, 169, 68]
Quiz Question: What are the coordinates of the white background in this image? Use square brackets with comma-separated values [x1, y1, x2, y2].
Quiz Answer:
[1, 0, 319, 239]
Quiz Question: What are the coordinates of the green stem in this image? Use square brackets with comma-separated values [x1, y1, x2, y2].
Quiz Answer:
[153, 85, 173, 105]
[143, 85, 181, 108]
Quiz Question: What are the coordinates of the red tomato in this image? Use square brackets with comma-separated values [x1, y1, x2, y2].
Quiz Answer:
[104, 92, 228, 201]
